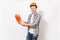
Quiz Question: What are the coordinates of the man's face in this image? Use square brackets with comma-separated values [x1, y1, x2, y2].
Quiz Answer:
[30, 6, 37, 13]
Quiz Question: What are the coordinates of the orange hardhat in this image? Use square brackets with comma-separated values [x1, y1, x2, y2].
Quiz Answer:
[30, 2, 37, 8]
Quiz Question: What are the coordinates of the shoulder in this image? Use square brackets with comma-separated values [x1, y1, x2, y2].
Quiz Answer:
[28, 13, 32, 17]
[29, 14, 32, 16]
[36, 12, 41, 17]
[36, 12, 41, 19]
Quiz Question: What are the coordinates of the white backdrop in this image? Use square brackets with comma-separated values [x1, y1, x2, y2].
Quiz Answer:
[0, 0, 59, 40]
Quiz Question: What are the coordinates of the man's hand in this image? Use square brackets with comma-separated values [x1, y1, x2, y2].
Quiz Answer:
[20, 21, 25, 26]
[20, 21, 32, 27]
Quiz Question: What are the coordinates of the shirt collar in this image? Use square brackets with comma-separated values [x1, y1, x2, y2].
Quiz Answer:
[32, 12, 37, 15]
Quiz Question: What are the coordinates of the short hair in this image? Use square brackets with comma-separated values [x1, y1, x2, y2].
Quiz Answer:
[30, 2, 37, 8]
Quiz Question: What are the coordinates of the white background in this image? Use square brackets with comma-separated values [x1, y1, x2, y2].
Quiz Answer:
[0, 0, 59, 40]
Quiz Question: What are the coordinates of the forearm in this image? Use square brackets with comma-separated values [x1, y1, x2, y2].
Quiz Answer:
[25, 23, 32, 27]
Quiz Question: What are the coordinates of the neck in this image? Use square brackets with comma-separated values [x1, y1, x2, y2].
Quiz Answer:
[32, 12, 36, 14]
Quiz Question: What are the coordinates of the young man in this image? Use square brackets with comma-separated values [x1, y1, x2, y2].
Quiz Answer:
[20, 2, 41, 40]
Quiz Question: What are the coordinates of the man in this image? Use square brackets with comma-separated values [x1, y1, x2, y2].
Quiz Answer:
[20, 2, 41, 40]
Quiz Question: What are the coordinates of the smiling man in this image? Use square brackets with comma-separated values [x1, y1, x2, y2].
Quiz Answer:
[20, 2, 41, 40]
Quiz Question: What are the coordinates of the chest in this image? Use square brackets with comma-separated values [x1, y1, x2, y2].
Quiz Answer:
[29, 15, 37, 23]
